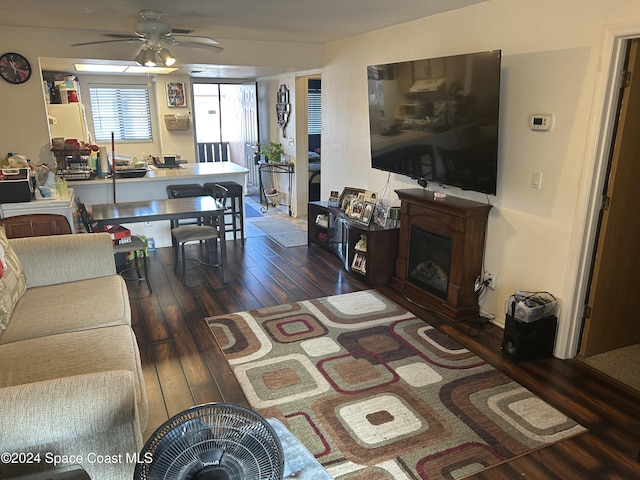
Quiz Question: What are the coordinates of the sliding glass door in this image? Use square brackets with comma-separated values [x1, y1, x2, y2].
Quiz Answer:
[192, 82, 257, 168]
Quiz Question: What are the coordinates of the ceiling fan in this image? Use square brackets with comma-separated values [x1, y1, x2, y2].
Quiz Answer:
[71, 10, 222, 66]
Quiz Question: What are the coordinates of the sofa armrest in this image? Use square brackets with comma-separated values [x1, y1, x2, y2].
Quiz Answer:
[0, 370, 142, 451]
[9, 233, 116, 288]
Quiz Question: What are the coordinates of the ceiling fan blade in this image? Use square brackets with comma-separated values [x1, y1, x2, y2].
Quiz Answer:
[71, 38, 144, 47]
[181, 42, 224, 52]
[102, 33, 144, 40]
[170, 34, 221, 45]
[164, 39, 224, 52]
[70, 10, 223, 52]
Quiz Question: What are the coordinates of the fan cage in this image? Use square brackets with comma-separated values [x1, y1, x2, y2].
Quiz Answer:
[135, 403, 284, 480]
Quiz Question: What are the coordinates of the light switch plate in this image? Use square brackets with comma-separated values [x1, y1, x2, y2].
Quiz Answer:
[531, 170, 543, 189]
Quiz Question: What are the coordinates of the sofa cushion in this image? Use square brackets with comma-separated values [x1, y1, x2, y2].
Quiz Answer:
[0, 325, 148, 429]
[0, 275, 131, 345]
[0, 227, 27, 337]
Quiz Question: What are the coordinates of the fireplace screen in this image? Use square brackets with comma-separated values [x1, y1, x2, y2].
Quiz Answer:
[408, 226, 453, 299]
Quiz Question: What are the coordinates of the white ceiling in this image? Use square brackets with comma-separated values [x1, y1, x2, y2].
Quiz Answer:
[2, 0, 485, 78]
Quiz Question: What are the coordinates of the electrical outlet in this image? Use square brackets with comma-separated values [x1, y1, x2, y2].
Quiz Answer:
[483, 272, 497, 290]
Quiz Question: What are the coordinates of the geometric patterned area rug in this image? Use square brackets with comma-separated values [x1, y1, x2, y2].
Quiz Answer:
[205, 290, 585, 479]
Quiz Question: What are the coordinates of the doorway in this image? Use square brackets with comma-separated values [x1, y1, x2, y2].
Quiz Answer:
[563, 25, 640, 362]
[308, 78, 322, 202]
[579, 38, 640, 359]
[580, 38, 640, 357]
[192, 82, 257, 169]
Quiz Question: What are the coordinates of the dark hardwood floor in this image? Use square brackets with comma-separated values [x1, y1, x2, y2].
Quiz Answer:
[126, 231, 640, 479]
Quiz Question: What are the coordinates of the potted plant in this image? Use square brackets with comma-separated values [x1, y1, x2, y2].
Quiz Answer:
[260, 141, 286, 163]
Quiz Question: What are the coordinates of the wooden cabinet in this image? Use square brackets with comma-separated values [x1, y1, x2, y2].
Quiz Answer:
[394, 189, 491, 321]
[308, 201, 399, 286]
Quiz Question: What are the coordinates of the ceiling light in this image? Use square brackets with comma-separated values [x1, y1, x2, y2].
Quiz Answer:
[142, 48, 157, 67]
[157, 48, 176, 66]
[134, 48, 147, 66]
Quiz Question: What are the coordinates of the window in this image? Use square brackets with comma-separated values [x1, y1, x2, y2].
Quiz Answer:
[89, 85, 153, 142]
[308, 87, 322, 135]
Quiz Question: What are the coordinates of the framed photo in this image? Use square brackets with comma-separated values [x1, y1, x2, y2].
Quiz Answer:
[328, 190, 340, 207]
[351, 252, 366, 273]
[167, 82, 186, 107]
[349, 193, 365, 219]
[364, 190, 378, 203]
[373, 201, 390, 228]
[339, 187, 364, 213]
[360, 201, 375, 226]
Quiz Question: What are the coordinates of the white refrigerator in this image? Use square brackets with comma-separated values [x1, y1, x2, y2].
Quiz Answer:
[48, 103, 91, 143]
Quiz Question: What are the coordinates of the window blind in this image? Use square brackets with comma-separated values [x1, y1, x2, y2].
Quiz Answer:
[89, 86, 153, 142]
[308, 90, 322, 135]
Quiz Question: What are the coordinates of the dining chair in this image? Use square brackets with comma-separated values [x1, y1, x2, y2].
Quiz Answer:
[165, 183, 207, 228]
[170, 186, 226, 285]
[77, 201, 152, 292]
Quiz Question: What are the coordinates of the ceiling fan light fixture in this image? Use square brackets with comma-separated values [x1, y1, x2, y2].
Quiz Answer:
[134, 48, 147, 66]
[142, 48, 157, 67]
[158, 48, 176, 66]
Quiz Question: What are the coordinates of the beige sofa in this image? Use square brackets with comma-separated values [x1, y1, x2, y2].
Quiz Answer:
[0, 231, 148, 480]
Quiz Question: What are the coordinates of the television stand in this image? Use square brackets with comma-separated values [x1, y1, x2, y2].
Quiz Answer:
[308, 201, 399, 287]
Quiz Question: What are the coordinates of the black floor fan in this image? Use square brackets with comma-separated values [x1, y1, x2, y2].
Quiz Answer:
[134, 403, 284, 480]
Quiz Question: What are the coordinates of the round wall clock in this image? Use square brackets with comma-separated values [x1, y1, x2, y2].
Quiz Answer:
[0, 52, 32, 84]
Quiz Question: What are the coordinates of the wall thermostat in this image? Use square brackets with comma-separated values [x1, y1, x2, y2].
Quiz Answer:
[530, 113, 553, 131]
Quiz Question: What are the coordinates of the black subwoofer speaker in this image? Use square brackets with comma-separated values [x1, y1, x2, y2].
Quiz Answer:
[501, 314, 558, 362]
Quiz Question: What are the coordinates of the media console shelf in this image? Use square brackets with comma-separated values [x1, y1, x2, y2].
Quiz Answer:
[308, 201, 399, 286]
[394, 189, 492, 321]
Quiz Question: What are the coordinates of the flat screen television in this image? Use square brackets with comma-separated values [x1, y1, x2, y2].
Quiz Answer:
[367, 50, 501, 195]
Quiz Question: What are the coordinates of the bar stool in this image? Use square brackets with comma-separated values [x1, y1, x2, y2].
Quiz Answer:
[204, 181, 245, 245]
[166, 184, 208, 228]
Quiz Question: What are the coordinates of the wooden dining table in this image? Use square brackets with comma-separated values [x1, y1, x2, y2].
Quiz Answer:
[90, 196, 227, 283]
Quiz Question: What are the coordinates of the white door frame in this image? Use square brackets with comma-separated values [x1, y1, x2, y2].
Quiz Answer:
[561, 23, 640, 359]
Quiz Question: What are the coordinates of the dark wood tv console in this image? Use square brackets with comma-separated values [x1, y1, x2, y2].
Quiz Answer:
[308, 201, 399, 287]
[393, 189, 492, 321]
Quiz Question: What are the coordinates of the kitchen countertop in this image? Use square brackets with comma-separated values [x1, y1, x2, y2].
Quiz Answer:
[69, 161, 250, 246]
[69, 161, 249, 186]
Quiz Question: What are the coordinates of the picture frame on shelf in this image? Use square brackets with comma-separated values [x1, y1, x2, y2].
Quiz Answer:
[351, 252, 367, 273]
[349, 193, 366, 219]
[364, 191, 378, 203]
[359, 201, 375, 226]
[339, 187, 365, 213]
[328, 190, 340, 207]
[373, 201, 390, 228]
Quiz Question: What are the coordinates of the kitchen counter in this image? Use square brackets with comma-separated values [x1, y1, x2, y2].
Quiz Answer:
[71, 161, 248, 203]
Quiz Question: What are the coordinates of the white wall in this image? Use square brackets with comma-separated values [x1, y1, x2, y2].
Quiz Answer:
[257, 74, 298, 214]
[319, 0, 640, 358]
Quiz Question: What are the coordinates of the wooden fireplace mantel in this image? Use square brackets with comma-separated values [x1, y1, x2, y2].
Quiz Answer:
[394, 188, 492, 321]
